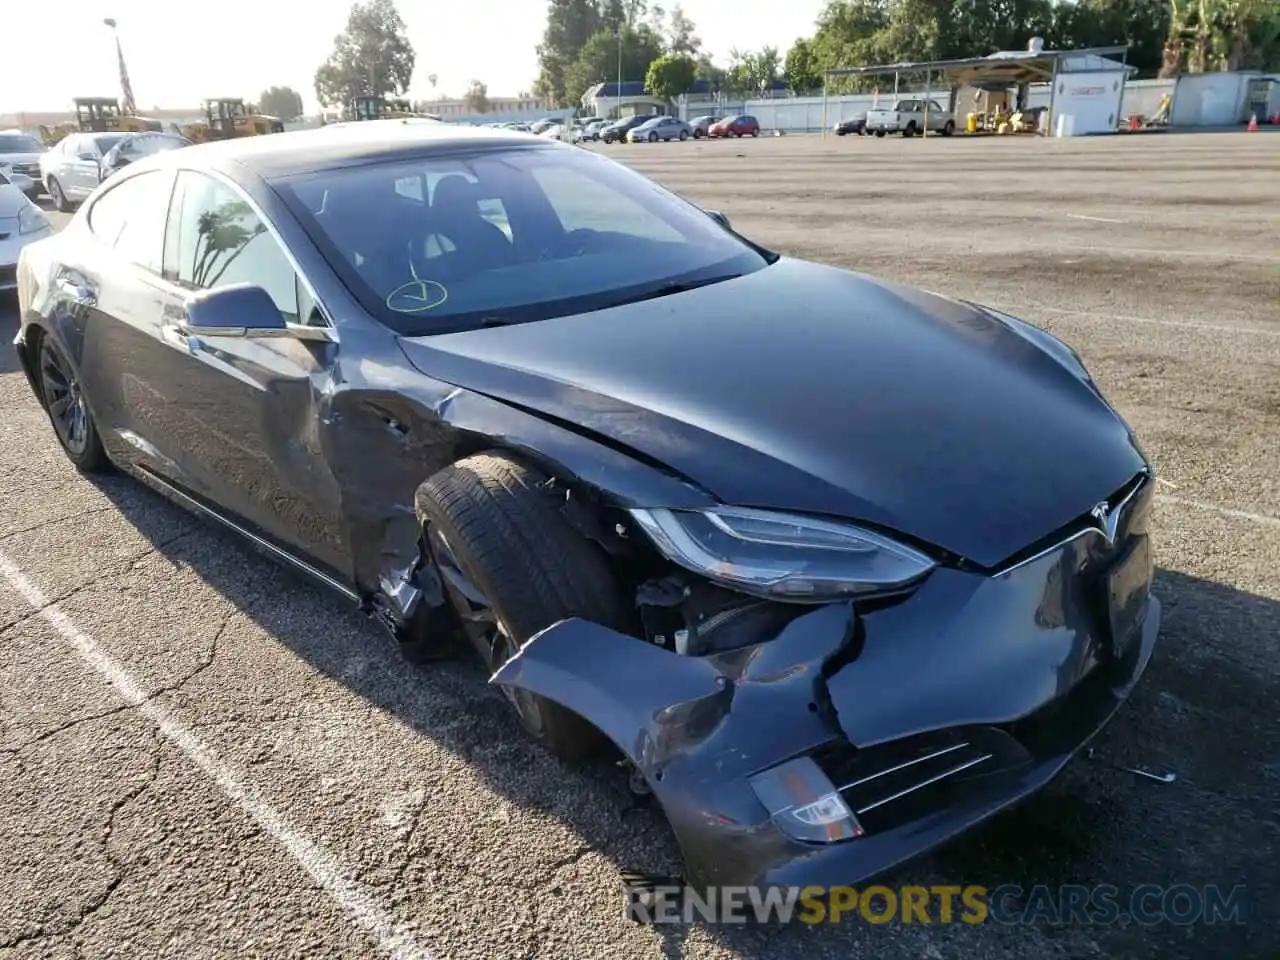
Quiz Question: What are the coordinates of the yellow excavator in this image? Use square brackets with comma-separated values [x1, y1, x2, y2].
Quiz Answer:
[73, 97, 161, 133]
[347, 96, 419, 121]
[39, 122, 78, 146]
[182, 98, 285, 142]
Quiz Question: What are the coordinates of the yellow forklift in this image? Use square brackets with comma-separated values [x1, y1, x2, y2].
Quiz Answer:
[74, 97, 161, 133]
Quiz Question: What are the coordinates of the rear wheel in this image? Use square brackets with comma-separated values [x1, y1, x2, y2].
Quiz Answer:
[648, 131, 658, 142]
[942, 120, 955, 136]
[750, 129, 759, 137]
[679, 130, 688, 141]
[47, 177, 70, 212]
[37, 334, 110, 472]
[875, 129, 886, 138]
[903, 122, 917, 137]
[416, 453, 627, 760]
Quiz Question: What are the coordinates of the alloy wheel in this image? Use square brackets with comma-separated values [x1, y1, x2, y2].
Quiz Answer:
[39, 338, 89, 456]
[427, 525, 544, 727]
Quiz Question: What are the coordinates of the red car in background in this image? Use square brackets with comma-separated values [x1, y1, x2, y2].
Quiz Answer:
[708, 115, 760, 138]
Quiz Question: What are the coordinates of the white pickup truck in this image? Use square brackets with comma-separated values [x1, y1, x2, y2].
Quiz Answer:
[865, 98, 955, 137]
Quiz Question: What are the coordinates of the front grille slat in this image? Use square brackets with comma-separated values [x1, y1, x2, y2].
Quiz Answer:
[837, 740, 970, 792]
[814, 726, 1032, 835]
[853, 752, 994, 815]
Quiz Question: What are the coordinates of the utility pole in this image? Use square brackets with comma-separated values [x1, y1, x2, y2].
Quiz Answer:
[615, 22, 623, 120]
[103, 17, 137, 115]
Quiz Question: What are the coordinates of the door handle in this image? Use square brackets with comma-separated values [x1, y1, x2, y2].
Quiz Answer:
[161, 323, 204, 356]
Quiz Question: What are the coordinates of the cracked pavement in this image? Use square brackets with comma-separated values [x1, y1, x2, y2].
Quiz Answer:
[1, 132, 1278, 959]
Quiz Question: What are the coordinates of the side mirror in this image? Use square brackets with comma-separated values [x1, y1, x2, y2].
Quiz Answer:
[183, 283, 286, 337]
[705, 209, 731, 230]
[77, 152, 97, 162]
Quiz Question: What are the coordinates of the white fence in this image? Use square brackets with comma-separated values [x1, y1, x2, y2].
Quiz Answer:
[680, 78, 1180, 134]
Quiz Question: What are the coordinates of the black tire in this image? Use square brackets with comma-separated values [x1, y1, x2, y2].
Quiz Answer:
[903, 123, 917, 138]
[416, 453, 626, 760]
[648, 131, 658, 142]
[942, 120, 955, 137]
[47, 177, 70, 212]
[750, 130, 759, 137]
[679, 130, 688, 141]
[875, 129, 886, 138]
[36, 332, 110, 473]
[836, 129, 847, 136]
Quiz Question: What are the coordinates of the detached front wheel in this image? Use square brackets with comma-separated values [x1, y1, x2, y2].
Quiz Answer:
[416, 453, 627, 760]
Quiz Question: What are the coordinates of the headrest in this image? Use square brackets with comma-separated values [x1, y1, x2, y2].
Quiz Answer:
[431, 175, 483, 215]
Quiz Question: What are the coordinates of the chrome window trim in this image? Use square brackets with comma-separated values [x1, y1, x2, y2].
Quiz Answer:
[177, 165, 339, 339]
[992, 469, 1152, 578]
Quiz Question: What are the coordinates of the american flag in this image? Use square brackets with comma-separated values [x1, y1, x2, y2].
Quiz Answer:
[115, 35, 137, 114]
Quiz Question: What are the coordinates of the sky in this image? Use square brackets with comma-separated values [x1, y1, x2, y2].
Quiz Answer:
[0, 0, 827, 114]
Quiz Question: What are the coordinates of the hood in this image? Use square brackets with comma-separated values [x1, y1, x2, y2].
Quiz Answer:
[398, 259, 1145, 567]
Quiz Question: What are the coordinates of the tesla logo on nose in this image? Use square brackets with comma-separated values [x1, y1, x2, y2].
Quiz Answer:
[1090, 501, 1121, 546]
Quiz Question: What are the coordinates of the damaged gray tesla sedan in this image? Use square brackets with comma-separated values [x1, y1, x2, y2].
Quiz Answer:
[14, 120, 1160, 890]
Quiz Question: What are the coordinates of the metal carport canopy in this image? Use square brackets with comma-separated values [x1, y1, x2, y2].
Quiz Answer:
[824, 44, 1131, 86]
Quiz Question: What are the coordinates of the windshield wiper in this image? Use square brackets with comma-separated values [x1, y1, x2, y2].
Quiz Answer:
[605, 273, 743, 308]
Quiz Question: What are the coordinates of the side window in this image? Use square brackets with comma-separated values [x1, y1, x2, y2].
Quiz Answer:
[532, 164, 685, 243]
[171, 171, 303, 324]
[87, 170, 175, 273]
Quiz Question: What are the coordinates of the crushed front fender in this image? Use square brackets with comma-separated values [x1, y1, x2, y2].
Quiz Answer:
[491, 604, 854, 886]
[493, 587, 1161, 890]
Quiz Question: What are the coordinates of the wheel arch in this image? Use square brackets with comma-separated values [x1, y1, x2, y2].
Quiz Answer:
[328, 382, 717, 626]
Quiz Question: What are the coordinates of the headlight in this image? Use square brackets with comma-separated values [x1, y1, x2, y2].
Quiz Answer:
[627, 505, 936, 602]
[18, 203, 48, 235]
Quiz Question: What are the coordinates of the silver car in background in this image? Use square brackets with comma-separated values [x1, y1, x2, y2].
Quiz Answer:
[0, 131, 45, 201]
[626, 116, 693, 143]
[0, 167, 52, 291]
[39, 132, 128, 211]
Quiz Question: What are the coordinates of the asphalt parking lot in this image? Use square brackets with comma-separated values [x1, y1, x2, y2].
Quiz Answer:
[2, 131, 1278, 959]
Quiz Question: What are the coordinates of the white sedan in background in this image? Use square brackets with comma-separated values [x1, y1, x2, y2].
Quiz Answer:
[0, 167, 52, 292]
[538, 122, 583, 144]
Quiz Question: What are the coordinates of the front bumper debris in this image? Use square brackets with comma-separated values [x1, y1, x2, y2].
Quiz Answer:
[492, 484, 1161, 889]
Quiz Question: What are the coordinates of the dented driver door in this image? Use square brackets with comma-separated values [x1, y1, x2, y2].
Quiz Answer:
[145, 169, 350, 580]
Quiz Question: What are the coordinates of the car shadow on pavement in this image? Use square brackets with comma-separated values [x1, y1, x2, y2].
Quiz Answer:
[0, 302, 20, 375]
[70, 469, 1280, 960]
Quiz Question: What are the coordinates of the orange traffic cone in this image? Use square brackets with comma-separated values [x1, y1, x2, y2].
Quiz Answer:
[1247, 114, 1259, 132]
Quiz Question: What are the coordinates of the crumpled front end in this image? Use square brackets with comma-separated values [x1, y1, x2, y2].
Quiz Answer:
[492, 476, 1160, 889]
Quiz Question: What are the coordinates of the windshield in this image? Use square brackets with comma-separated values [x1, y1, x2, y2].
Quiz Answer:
[277, 143, 772, 336]
[93, 134, 126, 153]
[0, 135, 43, 153]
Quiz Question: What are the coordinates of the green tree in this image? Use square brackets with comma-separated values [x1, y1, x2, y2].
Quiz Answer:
[258, 86, 304, 120]
[463, 80, 491, 114]
[730, 46, 782, 95]
[563, 24, 665, 105]
[534, 0, 605, 106]
[645, 52, 698, 100]
[664, 4, 702, 54]
[784, 38, 823, 92]
[313, 0, 415, 109]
